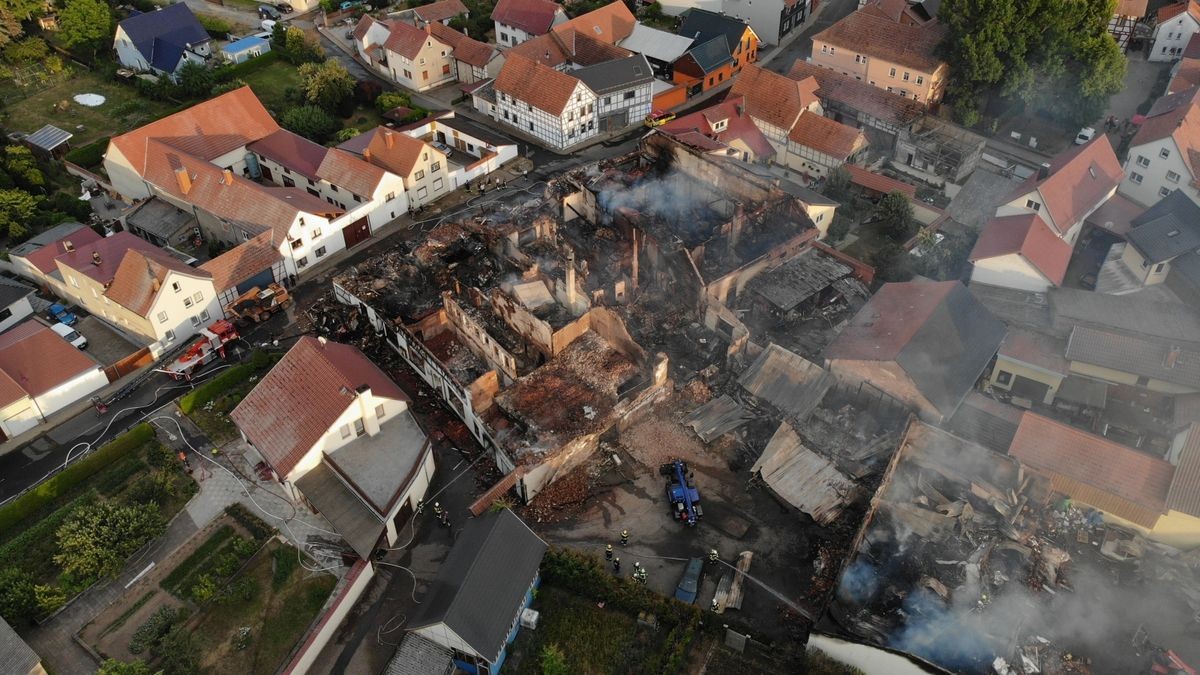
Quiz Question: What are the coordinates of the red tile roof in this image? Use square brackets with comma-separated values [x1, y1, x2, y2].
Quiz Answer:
[247, 129, 327, 181]
[0, 321, 101, 407]
[352, 14, 380, 41]
[429, 22, 498, 68]
[1008, 412, 1174, 523]
[1005, 135, 1122, 234]
[1115, 0, 1147, 16]
[969, 213, 1072, 286]
[1157, 0, 1200, 23]
[1166, 423, 1200, 517]
[54, 231, 162, 284]
[230, 336, 409, 477]
[843, 164, 916, 197]
[413, 0, 469, 23]
[317, 147, 387, 198]
[105, 247, 211, 316]
[494, 54, 580, 115]
[348, 127, 436, 178]
[824, 280, 957, 361]
[728, 64, 819, 132]
[788, 111, 866, 160]
[1171, 58, 1200, 95]
[659, 95, 777, 159]
[813, 9, 947, 72]
[108, 87, 279, 177]
[555, 0, 635, 45]
[199, 231, 282, 293]
[997, 328, 1068, 375]
[384, 20, 442, 59]
[491, 0, 564, 35]
[508, 28, 629, 68]
[1186, 31, 1200, 58]
[787, 61, 925, 128]
[21, 225, 102, 275]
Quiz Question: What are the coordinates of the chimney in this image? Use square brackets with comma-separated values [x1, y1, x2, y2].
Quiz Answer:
[318, 336, 328, 346]
[63, 240, 74, 252]
[384, 130, 394, 149]
[566, 249, 577, 307]
[363, 148, 372, 162]
[1166, 346, 1182, 369]
[174, 167, 192, 195]
[1037, 163, 1050, 180]
[91, 251, 102, 266]
[151, 278, 160, 292]
[729, 202, 745, 247]
[222, 168, 233, 185]
[630, 229, 639, 291]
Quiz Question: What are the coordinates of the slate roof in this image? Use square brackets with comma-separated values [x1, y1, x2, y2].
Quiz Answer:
[1049, 287, 1200, 346]
[969, 213, 1072, 286]
[408, 509, 546, 660]
[1166, 423, 1200, 517]
[494, 54, 580, 115]
[1066, 325, 1200, 389]
[813, 9, 946, 72]
[0, 616, 40, 675]
[1009, 412, 1174, 527]
[824, 281, 1006, 417]
[0, 321, 101, 407]
[618, 23, 694, 63]
[491, 0, 563, 35]
[678, 8, 754, 54]
[1005, 135, 1123, 234]
[729, 64, 819, 132]
[788, 61, 925, 128]
[788, 111, 865, 160]
[16, 223, 103, 275]
[681, 36, 732, 74]
[230, 337, 409, 477]
[295, 461, 385, 559]
[118, 3, 210, 73]
[573, 54, 653, 94]
[1126, 189, 1200, 262]
[413, 0, 469, 23]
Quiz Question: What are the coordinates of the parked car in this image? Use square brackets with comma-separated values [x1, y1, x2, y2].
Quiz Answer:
[48, 303, 77, 326]
[261, 19, 277, 31]
[275, 2, 294, 12]
[339, 0, 362, 9]
[50, 321, 87, 349]
[674, 557, 703, 604]
[644, 110, 676, 128]
[258, 4, 281, 19]
[1074, 127, 1096, 145]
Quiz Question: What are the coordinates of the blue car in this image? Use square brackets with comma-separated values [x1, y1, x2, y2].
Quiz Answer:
[674, 557, 703, 604]
[48, 303, 77, 326]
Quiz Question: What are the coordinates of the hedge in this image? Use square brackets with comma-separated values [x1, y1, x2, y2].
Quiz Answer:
[213, 50, 281, 83]
[65, 136, 111, 169]
[177, 350, 276, 415]
[0, 423, 155, 535]
[0, 493, 95, 574]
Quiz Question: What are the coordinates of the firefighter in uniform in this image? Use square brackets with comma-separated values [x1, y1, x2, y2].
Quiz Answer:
[620, 529, 629, 546]
[432, 502, 443, 517]
[709, 549, 719, 564]
[605, 544, 613, 561]
[612, 557, 621, 573]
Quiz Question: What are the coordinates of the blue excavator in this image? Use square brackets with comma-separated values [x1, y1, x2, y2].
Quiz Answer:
[661, 459, 702, 526]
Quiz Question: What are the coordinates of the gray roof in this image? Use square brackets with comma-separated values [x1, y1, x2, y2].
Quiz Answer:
[749, 250, 852, 311]
[0, 276, 33, 308]
[681, 35, 732, 73]
[10, 221, 89, 258]
[751, 422, 855, 526]
[124, 197, 196, 241]
[1066, 325, 1200, 389]
[967, 282, 1053, 332]
[777, 180, 839, 206]
[294, 461, 384, 559]
[685, 394, 749, 442]
[435, 115, 514, 149]
[740, 343, 833, 420]
[679, 8, 751, 53]
[325, 409, 428, 513]
[1127, 190, 1200, 263]
[574, 54, 654, 95]
[385, 633, 454, 675]
[1049, 287, 1200, 348]
[25, 124, 72, 151]
[0, 616, 40, 675]
[1056, 375, 1109, 408]
[619, 23, 694, 63]
[944, 391, 1021, 454]
[408, 509, 546, 661]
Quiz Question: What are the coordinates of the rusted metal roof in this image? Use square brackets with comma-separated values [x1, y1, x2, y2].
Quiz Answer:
[751, 422, 856, 525]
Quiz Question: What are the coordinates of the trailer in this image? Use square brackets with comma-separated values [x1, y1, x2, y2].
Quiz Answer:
[661, 459, 702, 526]
[225, 283, 290, 325]
[164, 320, 239, 380]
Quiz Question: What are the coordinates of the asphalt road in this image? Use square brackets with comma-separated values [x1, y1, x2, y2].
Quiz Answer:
[765, 0, 860, 74]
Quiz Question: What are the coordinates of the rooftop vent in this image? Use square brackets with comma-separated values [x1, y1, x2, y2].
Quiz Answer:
[91, 251, 101, 266]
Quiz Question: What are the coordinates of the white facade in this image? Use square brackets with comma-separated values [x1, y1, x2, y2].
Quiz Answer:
[1119, 136, 1200, 207]
[996, 184, 1114, 245]
[970, 254, 1057, 292]
[147, 270, 223, 344]
[113, 24, 210, 79]
[495, 81, 599, 149]
[1152, 11, 1200, 61]
[0, 296, 33, 333]
[402, 117, 520, 188]
[494, 11, 566, 47]
[0, 362, 107, 439]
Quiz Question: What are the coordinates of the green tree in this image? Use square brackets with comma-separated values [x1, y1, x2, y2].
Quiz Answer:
[280, 105, 340, 143]
[298, 60, 355, 111]
[177, 61, 215, 99]
[4, 146, 44, 191]
[97, 659, 159, 675]
[33, 584, 67, 615]
[211, 78, 248, 96]
[874, 191, 915, 242]
[5, 0, 44, 21]
[54, 501, 165, 580]
[824, 165, 851, 200]
[540, 643, 568, 675]
[826, 214, 852, 244]
[276, 25, 323, 64]
[376, 90, 409, 114]
[870, 242, 912, 283]
[2, 36, 49, 65]
[0, 188, 39, 240]
[0, 568, 37, 625]
[0, 8, 22, 51]
[60, 0, 112, 59]
[155, 625, 200, 675]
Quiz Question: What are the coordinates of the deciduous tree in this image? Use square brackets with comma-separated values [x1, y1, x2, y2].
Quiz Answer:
[298, 60, 355, 111]
[54, 501, 165, 580]
[59, 0, 113, 59]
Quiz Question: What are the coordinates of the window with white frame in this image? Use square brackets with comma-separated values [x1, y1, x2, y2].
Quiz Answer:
[297, 256, 308, 268]
[1168, 170, 1181, 183]
[414, 169, 425, 180]
[164, 329, 175, 342]
[889, 67, 896, 77]
[316, 246, 327, 258]
[417, 186, 428, 199]
[1130, 172, 1144, 184]
[1026, 199, 1041, 211]
[340, 424, 351, 439]
[190, 315, 201, 328]
[1161, 148, 1171, 158]
[157, 310, 168, 323]
[375, 404, 385, 419]
[1160, 186, 1172, 197]
[171, 281, 181, 292]
[1137, 155, 1150, 167]
[200, 310, 209, 322]
[183, 296, 193, 308]
[193, 291, 203, 303]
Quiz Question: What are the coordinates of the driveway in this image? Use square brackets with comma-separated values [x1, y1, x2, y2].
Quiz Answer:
[74, 316, 142, 367]
[1105, 51, 1171, 125]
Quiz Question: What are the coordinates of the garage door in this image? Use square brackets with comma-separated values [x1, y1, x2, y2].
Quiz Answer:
[342, 217, 371, 249]
[235, 267, 276, 295]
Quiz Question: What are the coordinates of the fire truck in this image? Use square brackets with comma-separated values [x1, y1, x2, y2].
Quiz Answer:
[164, 320, 239, 381]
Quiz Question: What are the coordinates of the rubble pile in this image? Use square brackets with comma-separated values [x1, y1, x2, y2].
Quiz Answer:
[520, 462, 596, 523]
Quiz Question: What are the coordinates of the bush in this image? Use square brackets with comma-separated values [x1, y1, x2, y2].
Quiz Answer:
[226, 502, 274, 541]
[0, 568, 37, 625]
[280, 105, 340, 143]
[271, 545, 299, 590]
[34, 584, 68, 616]
[55, 501, 166, 581]
[0, 494, 95, 574]
[355, 79, 382, 104]
[541, 643, 568, 675]
[129, 606, 182, 655]
[826, 215, 851, 244]
[0, 424, 154, 535]
[196, 13, 233, 39]
[376, 90, 409, 114]
[189, 574, 217, 603]
[177, 351, 275, 414]
[64, 136, 110, 168]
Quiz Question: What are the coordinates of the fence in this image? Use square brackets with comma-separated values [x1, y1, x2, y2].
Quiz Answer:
[104, 346, 154, 383]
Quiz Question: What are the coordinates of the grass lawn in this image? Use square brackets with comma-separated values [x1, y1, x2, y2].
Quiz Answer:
[186, 384, 253, 444]
[192, 542, 336, 675]
[509, 586, 668, 674]
[239, 57, 304, 114]
[341, 105, 386, 135]
[0, 67, 179, 146]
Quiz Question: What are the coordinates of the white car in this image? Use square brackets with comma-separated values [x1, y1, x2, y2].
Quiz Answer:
[261, 19, 277, 32]
[1074, 127, 1096, 145]
[50, 321, 87, 349]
